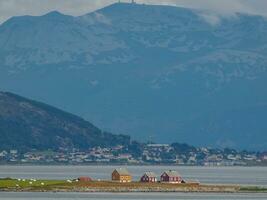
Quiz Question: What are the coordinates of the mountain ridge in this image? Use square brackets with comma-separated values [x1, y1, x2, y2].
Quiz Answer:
[0, 91, 130, 151]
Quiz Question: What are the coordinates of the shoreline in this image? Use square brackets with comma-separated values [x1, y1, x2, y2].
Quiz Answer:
[1, 189, 266, 194]
[1, 180, 267, 194]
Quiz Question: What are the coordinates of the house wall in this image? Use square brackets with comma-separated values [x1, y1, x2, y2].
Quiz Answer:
[112, 171, 120, 181]
[141, 175, 157, 182]
[112, 171, 132, 182]
[119, 175, 132, 182]
[160, 173, 182, 183]
[78, 177, 91, 182]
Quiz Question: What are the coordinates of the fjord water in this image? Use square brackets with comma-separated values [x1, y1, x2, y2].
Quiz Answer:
[0, 192, 267, 200]
[0, 165, 267, 186]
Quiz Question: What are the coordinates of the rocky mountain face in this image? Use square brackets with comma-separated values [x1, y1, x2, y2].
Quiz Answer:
[0, 92, 130, 151]
[0, 3, 267, 150]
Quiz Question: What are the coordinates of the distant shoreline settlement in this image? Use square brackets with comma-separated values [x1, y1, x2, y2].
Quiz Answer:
[1, 143, 266, 166]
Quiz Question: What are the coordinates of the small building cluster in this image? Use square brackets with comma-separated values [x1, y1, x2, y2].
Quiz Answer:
[111, 168, 183, 183]
[76, 168, 184, 184]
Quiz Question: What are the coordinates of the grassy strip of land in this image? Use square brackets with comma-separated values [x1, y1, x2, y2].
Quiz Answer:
[0, 178, 64, 187]
[240, 186, 267, 193]
[0, 178, 266, 193]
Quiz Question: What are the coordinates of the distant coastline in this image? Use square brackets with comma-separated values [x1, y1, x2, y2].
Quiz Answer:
[2, 163, 267, 167]
[2, 143, 267, 167]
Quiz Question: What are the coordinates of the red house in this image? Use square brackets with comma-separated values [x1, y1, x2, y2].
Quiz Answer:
[160, 170, 182, 183]
[78, 176, 92, 182]
[140, 172, 157, 183]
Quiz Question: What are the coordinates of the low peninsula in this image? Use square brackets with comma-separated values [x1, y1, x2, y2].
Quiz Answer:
[1, 178, 267, 193]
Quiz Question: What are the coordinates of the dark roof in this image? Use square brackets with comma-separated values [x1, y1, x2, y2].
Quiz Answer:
[114, 168, 130, 175]
[143, 172, 157, 177]
[162, 170, 181, 177]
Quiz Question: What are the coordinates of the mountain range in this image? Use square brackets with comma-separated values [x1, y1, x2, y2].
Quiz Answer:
[0, 3, 267, 150]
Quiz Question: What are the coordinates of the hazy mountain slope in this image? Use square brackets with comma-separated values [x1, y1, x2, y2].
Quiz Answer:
[0, 3, 267, 150]
[0, 91, 130, 151]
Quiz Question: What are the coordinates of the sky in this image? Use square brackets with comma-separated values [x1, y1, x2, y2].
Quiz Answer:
[0, 0, 267, 24]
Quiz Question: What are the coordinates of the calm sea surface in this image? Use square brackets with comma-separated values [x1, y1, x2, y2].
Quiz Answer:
[0, 166, 267, 199]
[0, 192, 267, 200]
